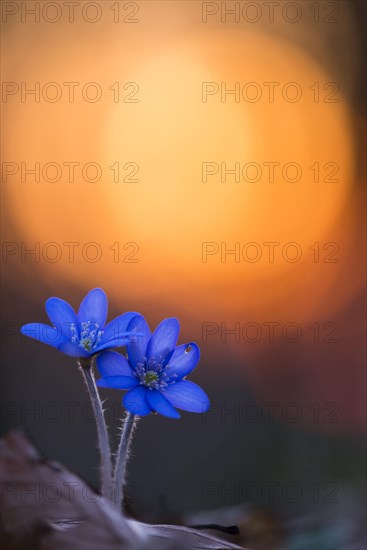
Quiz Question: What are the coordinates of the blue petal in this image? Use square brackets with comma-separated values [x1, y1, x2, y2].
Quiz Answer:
[78, 288, 108, 327]
[123, 386, 151, 416]
[145, 389, 180, 419]
[146, 318, 180, 361]
[163, 381, 210, 413]
[96, 351, 135, 378]
[95, 337, 132, 353]
[21, 323, 66, 348]
[99, 312, 140, 346]
[45, 297, 78, 339]
[97, 376, 138, 389]
[165, 343, 200, 381]
[126, 315, 151, 369]
[57, 341, 89, 357]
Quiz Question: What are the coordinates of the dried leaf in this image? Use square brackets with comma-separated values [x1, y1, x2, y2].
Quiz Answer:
[0, 431, 245, 549]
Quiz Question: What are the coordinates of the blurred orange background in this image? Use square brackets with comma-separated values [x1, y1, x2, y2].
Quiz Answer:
[2, 1, 366, 433]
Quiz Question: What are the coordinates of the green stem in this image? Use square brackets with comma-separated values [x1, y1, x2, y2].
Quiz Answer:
[78, 357, 113, 500]
[114, 412, 138, 507]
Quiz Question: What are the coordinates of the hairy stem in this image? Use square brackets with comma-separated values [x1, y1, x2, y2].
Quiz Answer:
[114, 412, 138, 507]
[78, 357, 112, 500]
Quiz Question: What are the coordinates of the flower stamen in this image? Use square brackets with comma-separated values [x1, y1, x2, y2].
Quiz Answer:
[71, 322, 104, 352]
[135, 358, 173, 391]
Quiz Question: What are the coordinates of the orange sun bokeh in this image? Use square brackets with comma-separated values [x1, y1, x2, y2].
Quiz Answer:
[3, 6, 365, 431]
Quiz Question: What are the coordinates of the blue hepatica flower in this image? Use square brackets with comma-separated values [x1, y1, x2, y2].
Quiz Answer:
[20, 288, 139, 358]
[96, 315, 210, 419]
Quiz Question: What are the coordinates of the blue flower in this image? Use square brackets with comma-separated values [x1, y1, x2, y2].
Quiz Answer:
[96, 315, 210, 418]
[20, 288, 140, 358]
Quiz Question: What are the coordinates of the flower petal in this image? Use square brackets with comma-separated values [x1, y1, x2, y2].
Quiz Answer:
[96, 351, 135, 378]
[146, 318, 180, 361]
[57, 341, 89, 357]
[126, 315, 151, 369]
[163, 381, 210, 413]
[123, 386, 151, 416]
[165, 343, 200, 381]
[100, 312, 140, 346]
[97, 376, 138, 390]
[95, 337, 132, 353]
[78, 288, 108, 327]
[145, 389, 180, 419]
[20, 323, 66, 348]
[45, 297, 78, 339]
